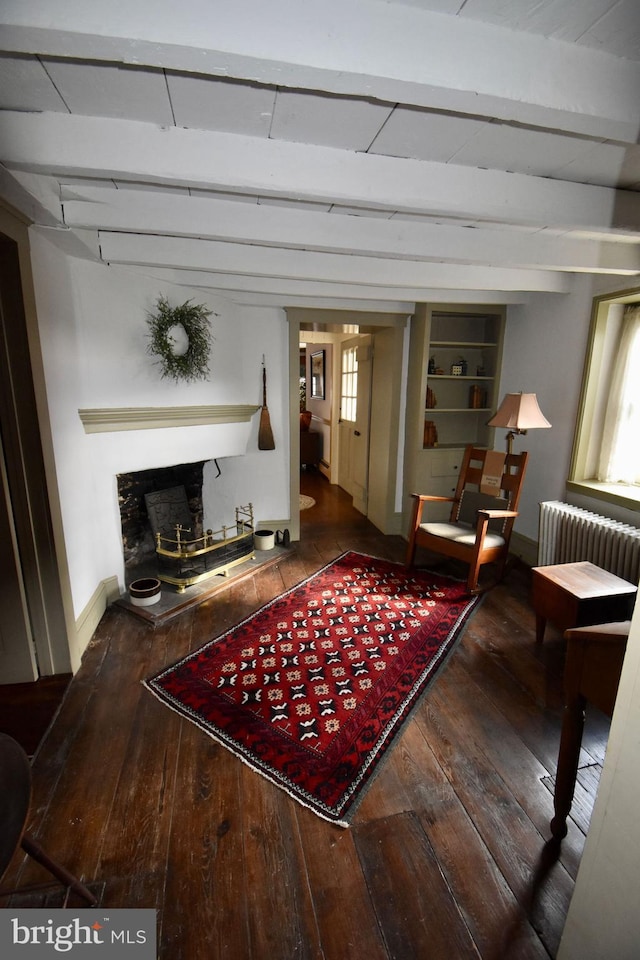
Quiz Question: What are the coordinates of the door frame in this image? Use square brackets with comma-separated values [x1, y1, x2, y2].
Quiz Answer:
[0, 203, 73, 678]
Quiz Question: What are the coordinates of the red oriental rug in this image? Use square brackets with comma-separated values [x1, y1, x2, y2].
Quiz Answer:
[144, 551, 479, 825]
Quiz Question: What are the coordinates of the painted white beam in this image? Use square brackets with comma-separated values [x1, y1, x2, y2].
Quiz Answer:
[132, 266, 534, 306]
[3, 112, 639, 235]
[62, 189, 640, 275]
[1, 0, 638, 141]
[0, 167, 62, 226]
[98, 231, 570, 293]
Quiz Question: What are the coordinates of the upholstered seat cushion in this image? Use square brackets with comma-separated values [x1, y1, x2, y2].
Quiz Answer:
[419, 522, 506, 549]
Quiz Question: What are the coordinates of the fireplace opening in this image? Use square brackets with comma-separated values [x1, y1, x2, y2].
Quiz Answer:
[117, 461, 205, 571]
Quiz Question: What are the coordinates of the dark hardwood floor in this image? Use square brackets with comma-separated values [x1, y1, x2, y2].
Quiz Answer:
[0, 471, 609, 958]
[0, 674, 72, 757]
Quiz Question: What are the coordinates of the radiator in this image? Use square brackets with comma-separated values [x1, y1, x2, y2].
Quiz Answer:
[538, 500, 640, 584]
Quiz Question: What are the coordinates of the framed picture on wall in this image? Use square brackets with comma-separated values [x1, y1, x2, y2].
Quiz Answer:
[310, 350, 325, 399]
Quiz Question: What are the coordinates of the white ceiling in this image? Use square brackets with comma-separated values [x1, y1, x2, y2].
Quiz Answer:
[1, 0, 639, 310]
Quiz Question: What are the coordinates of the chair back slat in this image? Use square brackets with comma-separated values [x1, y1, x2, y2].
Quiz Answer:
[450, 446, 528, 524]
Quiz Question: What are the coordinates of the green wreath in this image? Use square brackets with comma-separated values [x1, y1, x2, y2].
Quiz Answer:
[146, 296, 215, 383]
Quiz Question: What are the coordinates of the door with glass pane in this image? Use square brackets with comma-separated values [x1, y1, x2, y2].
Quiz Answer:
[338, 336, 372, 515]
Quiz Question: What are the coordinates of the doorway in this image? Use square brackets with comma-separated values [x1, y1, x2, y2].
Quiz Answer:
[289, 308, 409, 539]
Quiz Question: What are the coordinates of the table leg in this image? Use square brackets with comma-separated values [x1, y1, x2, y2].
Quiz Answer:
[550, 692, 586, 840]
[535, 613, 547, 644]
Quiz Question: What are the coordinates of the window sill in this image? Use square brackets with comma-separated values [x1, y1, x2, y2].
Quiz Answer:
[566, 479, 640, 514]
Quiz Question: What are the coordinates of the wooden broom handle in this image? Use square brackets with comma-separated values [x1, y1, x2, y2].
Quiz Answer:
[262, 366, 267, 406]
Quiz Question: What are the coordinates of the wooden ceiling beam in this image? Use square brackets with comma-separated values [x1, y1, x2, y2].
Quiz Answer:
[3, 112, 639, 235]
[97, 230, 571, 293]
[2, 0, 638, 141]
[62, 188, 640, 275]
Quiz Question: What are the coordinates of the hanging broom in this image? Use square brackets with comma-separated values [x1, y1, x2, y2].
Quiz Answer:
[258, 357, 275, 450]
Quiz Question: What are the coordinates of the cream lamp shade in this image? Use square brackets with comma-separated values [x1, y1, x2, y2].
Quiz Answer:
[488, 392, 551, 453]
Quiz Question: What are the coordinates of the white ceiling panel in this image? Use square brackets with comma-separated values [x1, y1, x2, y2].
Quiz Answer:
[450, 123, 599, 179]
[368, 106, 487, 161]
[575, 0, 640, 59]
[41, 58, 174, 124]
[451, 0, 615, 41]
[0, 54, 68, 112]
[270, 89, 393, 151]
[167, 74, 276, 136]
[552, 141, 634, 189]
[619, 149, 640, 191]
[411, 0, 640, 59]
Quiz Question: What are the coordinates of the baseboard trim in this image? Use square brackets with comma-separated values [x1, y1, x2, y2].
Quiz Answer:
[509, 531, 537, 568]
[72, 575, 120, 672]
[389, 512, 405, 536]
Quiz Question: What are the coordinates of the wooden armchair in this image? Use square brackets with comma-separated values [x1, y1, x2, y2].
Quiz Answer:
[405, 445, 529, 594]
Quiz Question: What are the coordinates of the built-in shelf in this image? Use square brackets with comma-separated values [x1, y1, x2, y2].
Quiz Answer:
[78, 404, 260, 434]
[423, 309, 504, 448]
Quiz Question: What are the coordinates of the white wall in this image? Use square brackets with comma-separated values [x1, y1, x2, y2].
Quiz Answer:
[497, 277, 595, 540]
[202, 306, 290, 533]
[558, 601, 640, 959]
[30, 230, 289, 639]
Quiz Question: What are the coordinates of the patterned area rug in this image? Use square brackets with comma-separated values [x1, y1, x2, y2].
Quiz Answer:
[145, 551, 479, 825]
[299, 494, 316, 510]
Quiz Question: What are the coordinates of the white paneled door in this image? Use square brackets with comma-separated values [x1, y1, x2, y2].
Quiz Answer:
[338, 336, 372, 516]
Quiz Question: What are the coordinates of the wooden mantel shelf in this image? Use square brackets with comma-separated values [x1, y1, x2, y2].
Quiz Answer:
[78, 404, 259, 434]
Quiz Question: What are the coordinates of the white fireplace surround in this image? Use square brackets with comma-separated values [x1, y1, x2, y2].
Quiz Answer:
[106, 405, 264, 572]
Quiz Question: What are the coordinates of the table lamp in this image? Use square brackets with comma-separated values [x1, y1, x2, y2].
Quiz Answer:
[488, 392, 551, 454]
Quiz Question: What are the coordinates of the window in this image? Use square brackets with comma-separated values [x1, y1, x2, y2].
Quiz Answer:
[341, 345, 358, 423]
[569, 290, 640, 511]
[597, 305, 640, 484]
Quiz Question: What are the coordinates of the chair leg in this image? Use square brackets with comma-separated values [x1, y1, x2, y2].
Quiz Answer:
[466, 544, 485, 594]
[21, 833, 98, 905]
[494, 551, 511, 583]
[466, 563, 482, 594]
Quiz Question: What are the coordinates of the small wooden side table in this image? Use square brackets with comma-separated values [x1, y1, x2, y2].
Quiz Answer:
[550, 620, 629, 840]
[531, 561, 637, 644]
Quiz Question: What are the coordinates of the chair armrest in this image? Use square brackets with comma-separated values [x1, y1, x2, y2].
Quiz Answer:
[407, 493, 457, 543]
[477, 509, 519, 520]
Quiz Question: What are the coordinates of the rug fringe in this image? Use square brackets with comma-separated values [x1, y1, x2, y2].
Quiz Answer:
[142, 679, 350, 828]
